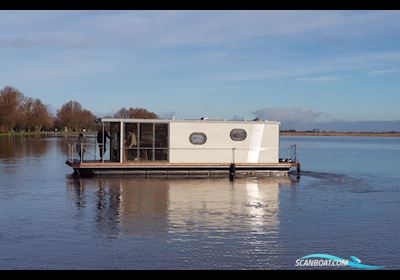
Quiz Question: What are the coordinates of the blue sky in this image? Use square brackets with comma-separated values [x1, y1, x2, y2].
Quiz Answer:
[1, 10, 400, 131]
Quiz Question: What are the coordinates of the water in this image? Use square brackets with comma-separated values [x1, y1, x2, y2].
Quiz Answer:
[0, 135, 399, 269]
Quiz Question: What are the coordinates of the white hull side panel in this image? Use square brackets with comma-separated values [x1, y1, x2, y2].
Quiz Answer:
[246, 124, 265, 163]
[169, 122, 279, 163]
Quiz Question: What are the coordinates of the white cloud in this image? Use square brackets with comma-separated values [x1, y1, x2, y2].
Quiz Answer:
[253, 107, 322, 122]
[252, 107, 400, 132]
[1, 10, 399, 49]
[296, 76, 341, 82]
[209, 50, 400, 82]
[368, 68, 400, 75]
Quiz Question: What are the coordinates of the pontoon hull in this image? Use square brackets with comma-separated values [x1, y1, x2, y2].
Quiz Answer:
[65, 160, 299, 178]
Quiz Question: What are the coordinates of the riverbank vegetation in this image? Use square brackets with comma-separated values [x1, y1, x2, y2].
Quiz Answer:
[280, 131, 400, 137]
[1, 85, 399, 137]
[0, 86, 158, 134]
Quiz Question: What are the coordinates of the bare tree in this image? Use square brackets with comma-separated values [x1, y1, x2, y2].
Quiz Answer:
[22, 97, 53, 132]
[0, 86, 24, 132]
[113, 107, 130, 118]
[56, 100, 82, 131]
[56, 100, 96, 131]
[113, 107, 158, 119]
[80, 109, 96, 130]
[0, 86, 157, 133]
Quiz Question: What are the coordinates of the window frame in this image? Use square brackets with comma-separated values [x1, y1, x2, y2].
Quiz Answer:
[189, 132, 207, 145]
[230, 129, 247, 141]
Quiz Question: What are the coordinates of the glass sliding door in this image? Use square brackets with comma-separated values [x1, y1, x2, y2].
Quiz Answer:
[123, 122, 169, 162]
[155, 124, 168, 161]
[139, 123, 153, 161]
[124, 123, 138, 161]
[110, 122, 120, 162]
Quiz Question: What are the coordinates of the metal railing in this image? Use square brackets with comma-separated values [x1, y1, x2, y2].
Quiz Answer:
[67, 144, 280, 164]
[279, 144, 297, 163]
[67, 142, 100, 163]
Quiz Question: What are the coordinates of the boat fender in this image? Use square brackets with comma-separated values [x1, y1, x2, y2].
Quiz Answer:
[229, 163, 236, 181]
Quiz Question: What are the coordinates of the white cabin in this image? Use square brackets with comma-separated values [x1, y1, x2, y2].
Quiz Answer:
[100, 118, 280, 164]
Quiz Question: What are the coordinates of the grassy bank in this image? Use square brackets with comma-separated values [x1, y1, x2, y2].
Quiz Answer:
[0, 131, 96, 137]
[0, 131, 49, 137]
[280, 132, 400, 137]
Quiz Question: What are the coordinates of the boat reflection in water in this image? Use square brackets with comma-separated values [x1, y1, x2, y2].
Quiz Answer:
[66, 176, 299, 239]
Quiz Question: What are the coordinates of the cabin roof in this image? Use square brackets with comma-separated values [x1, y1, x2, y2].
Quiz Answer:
[100, 118, 281, 125]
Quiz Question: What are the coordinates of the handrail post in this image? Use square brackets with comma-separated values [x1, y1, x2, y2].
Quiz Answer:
[293, 144, 297, 162]
[120, 121, 124, 163]
[94, 134, 96, 160]
[102, 121, 105, 163]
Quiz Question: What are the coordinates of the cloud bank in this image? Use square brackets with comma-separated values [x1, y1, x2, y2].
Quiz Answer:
[253, 107, 400, 132]
[253, 107, 322, 123]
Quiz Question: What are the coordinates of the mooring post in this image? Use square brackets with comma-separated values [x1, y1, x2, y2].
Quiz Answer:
[229, 163, 236, 181]
[296, 163, 301, 179]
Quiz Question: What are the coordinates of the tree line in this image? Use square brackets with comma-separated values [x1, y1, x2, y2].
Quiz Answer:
[0, 86, 158, 133]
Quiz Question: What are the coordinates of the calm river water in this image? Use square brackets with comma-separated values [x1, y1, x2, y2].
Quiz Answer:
[0, 136, 399, 269]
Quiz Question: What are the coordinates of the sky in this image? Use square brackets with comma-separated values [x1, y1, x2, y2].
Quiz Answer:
[1, 10, 400, 131]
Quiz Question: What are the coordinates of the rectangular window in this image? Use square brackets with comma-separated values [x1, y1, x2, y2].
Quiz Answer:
[124, 123, 138, 161]
[155, 124, 168, 161]
[123, 122, 169, 162]
[110, 122, 120, 162]
[139, 123, 153, 161]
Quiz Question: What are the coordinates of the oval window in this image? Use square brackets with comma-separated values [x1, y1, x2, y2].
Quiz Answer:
[230, 129, 247, 141]
[189, 132, 207, 145]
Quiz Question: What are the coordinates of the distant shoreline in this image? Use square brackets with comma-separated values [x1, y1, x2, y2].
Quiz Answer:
[1, 131, 400, 138]
[0, 131, 96, 137]
[280, 132, 400, 137]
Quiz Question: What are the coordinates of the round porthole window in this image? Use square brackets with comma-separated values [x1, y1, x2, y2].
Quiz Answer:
[189, 132, 207, 145]
[230, 129, 247, 141]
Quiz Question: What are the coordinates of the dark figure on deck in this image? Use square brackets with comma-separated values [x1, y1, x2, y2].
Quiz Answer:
[76, 133, 86, 161]
[97, 129, 111, 161]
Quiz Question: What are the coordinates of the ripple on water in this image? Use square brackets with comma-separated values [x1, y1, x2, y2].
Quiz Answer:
[0, 137, 399, 269]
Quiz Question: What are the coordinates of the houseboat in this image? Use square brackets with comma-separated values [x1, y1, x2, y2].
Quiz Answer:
[65, 118, 300, 178]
